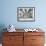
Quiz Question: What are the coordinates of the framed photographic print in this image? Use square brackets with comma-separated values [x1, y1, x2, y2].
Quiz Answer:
[17, 7, 35, 22]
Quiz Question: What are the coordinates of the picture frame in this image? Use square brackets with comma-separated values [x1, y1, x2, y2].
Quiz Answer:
[17, 7, 35, 22]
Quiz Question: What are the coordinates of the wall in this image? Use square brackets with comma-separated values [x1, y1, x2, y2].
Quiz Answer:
[0, 0, 46, 30]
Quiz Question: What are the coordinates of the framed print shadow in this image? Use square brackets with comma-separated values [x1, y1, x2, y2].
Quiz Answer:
[17, 7, 35, 22]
